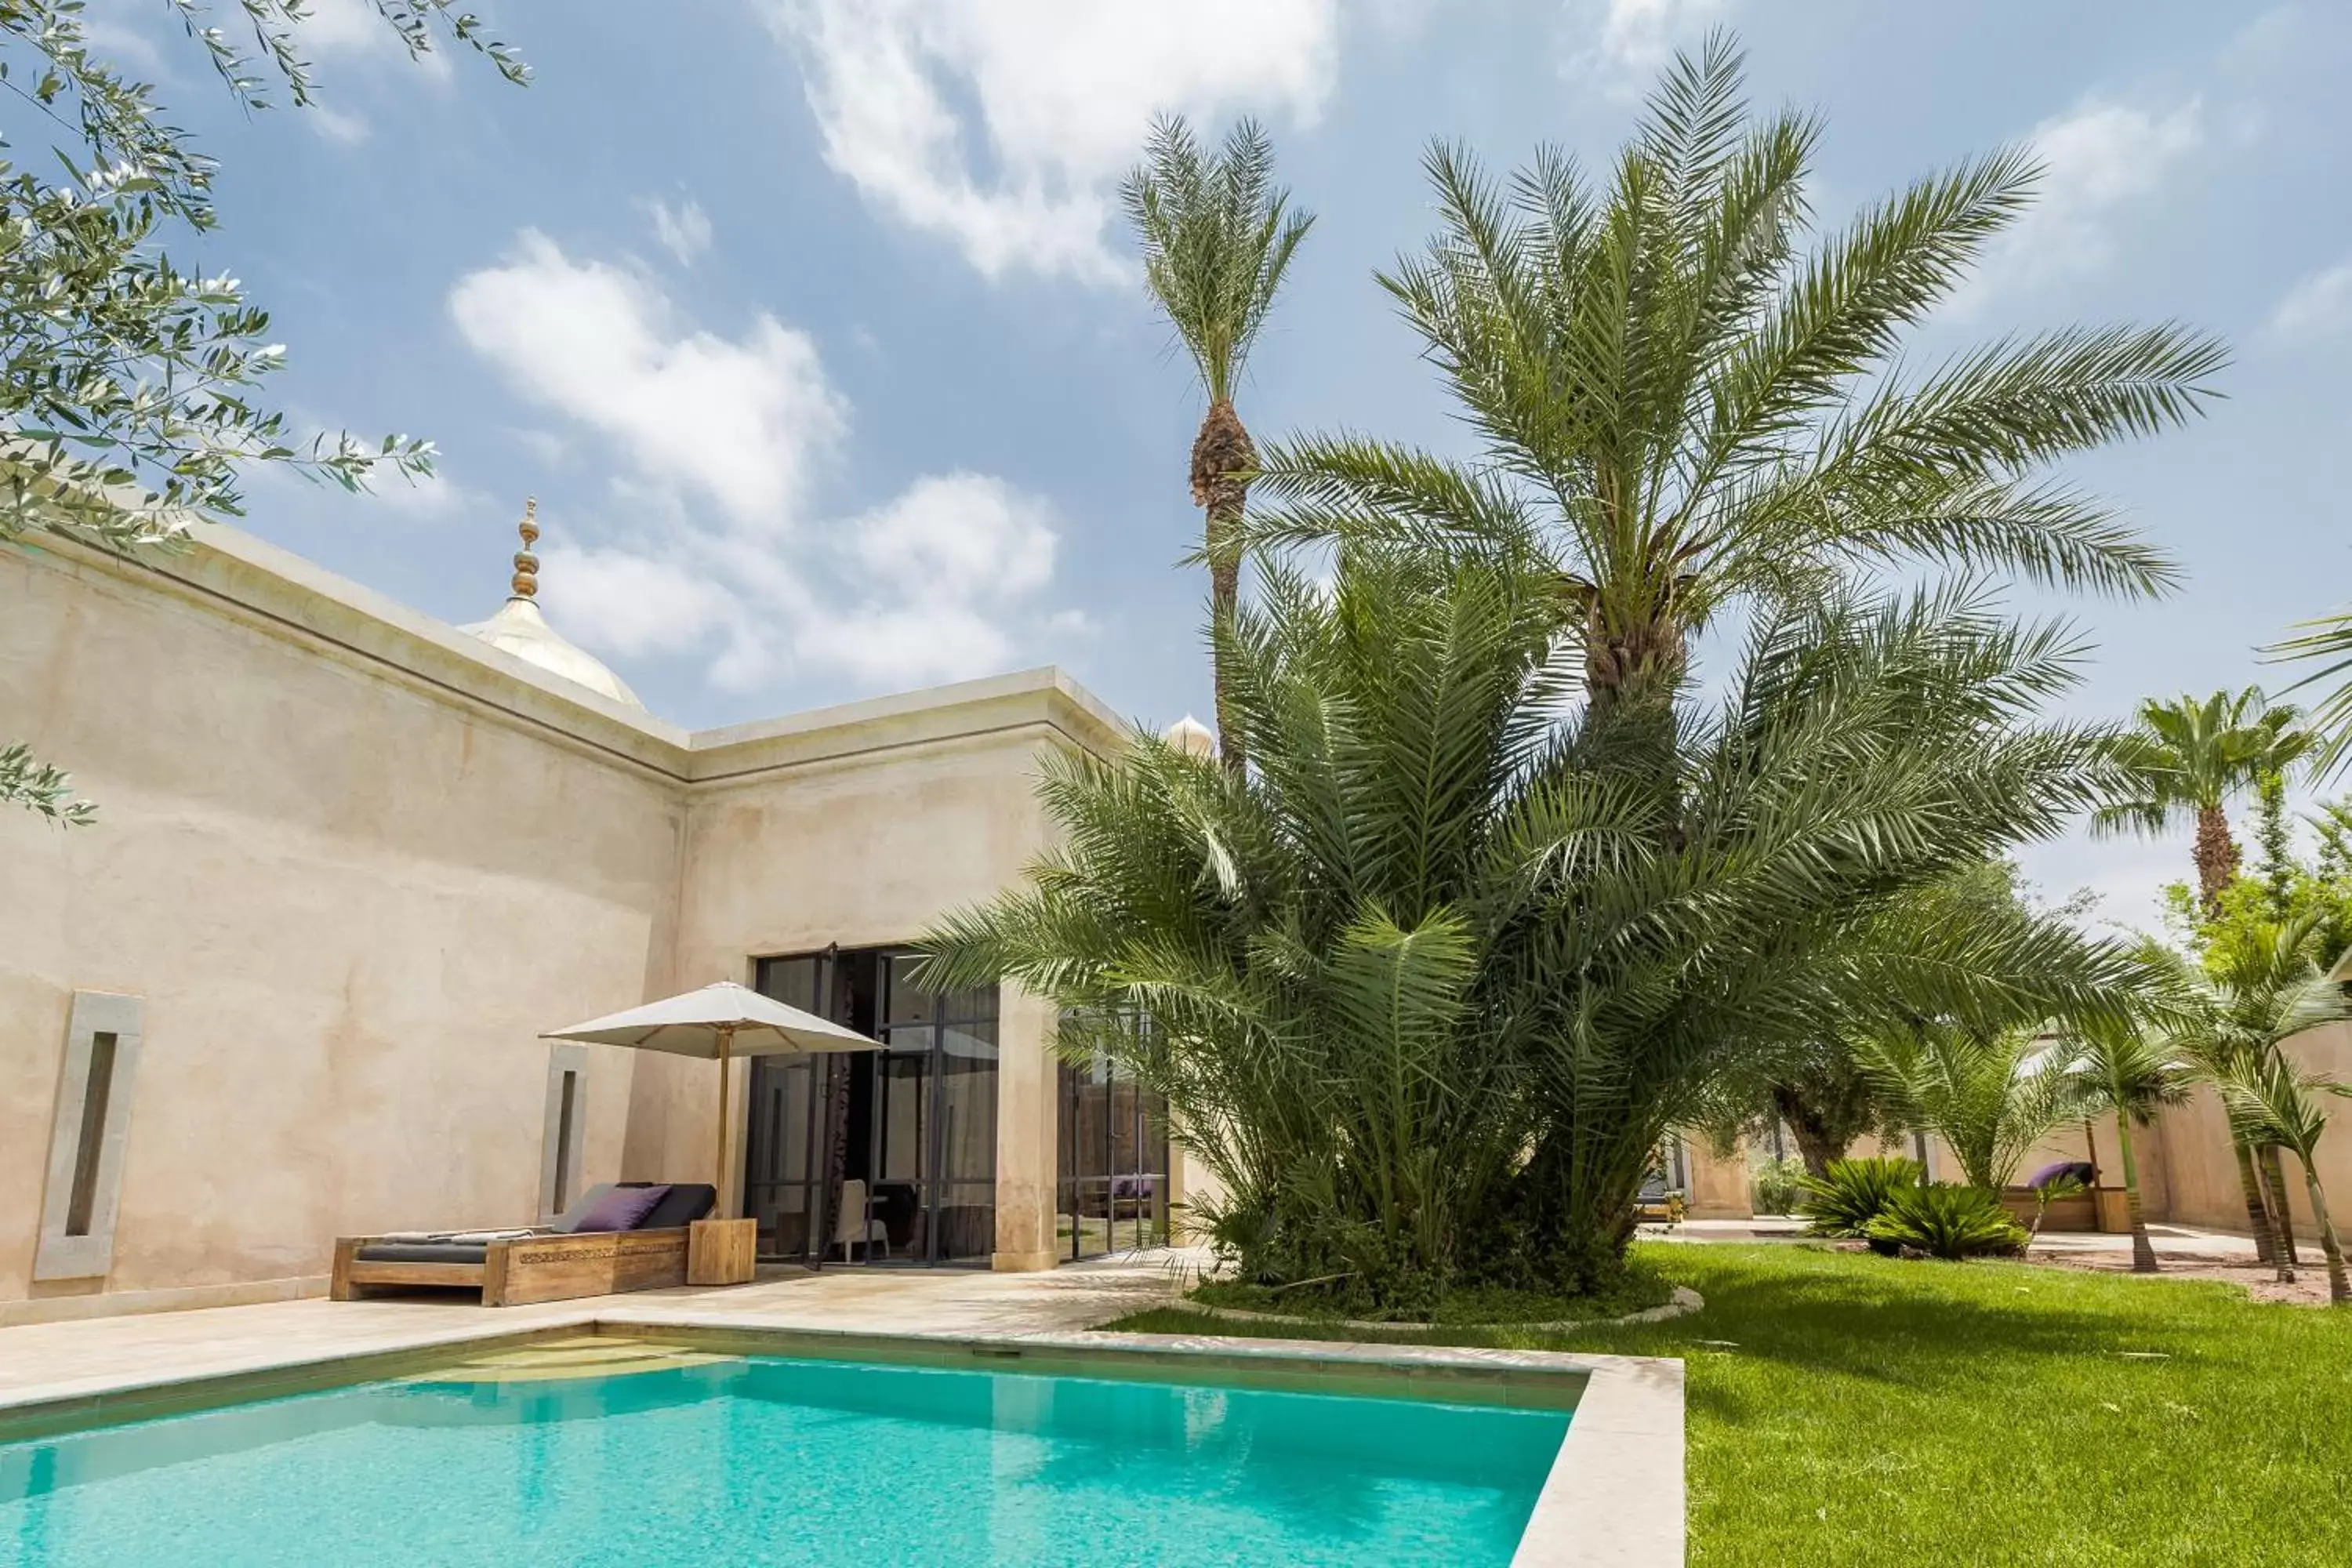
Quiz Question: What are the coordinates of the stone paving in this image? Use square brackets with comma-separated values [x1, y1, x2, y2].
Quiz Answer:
[0, 1255, 1181, 1415]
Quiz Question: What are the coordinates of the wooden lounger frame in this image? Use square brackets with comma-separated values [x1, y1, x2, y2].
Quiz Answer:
[330, 1226, 693, 1308]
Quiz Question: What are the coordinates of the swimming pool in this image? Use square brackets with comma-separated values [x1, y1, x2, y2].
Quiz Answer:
[0, 1338, 1571, 1566]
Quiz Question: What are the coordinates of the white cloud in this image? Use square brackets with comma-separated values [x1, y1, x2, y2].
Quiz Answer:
[452, 237, 1076, 695]
[299, 0, 454, 78]
[2267, 260, 2352, 340]
[645, 196, 713, 267]
[308, 104, 372, 145]
[1955, 97, 2204, 310]
[763, 0, 1340, 283]
[450, 232, 844, 527]
[1563, 0, 1732, 94]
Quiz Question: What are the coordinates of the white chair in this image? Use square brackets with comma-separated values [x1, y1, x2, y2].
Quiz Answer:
[833, 1178, 890, 1262]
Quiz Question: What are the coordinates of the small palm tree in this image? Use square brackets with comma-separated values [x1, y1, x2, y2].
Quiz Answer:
[2093, 688, 2314, 917]
[1121, 115, 1314, 775]
[2155, 914, 2352, 1279]
[1857, 1024, 2082, 1193]
[2063, 1022, 2192, 1272]
[2216, 1053, 2352, 1304]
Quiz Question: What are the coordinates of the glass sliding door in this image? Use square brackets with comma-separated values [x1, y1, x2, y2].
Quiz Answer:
[1057, 1014, 1171, 1261]
[749, 947, 1000, 1266]
[877, 954, 999, 1263]
[745, 954, 828, 1260]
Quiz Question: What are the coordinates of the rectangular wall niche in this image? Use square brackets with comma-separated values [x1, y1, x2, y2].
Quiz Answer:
[539, 1044, 590, 1221]
[34, 991, 146, 1282]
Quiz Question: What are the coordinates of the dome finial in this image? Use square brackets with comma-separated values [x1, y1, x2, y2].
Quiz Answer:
[1163, 713, 1217, 759]
[511, 496, 540, 600]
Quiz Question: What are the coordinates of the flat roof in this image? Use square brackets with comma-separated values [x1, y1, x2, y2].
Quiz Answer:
[29, 522, 1131, 782]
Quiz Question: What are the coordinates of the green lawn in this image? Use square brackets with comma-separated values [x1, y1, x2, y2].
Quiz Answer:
[1106, 1243, 2352, 1566]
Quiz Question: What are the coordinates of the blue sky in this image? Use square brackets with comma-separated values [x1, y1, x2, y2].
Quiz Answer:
[95, 0, 2352, 928]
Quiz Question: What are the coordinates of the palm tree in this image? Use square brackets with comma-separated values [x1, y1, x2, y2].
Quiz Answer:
[919, 557, 2142, 1300]
[1857, 1025, 2083, 1194]
[2156, 914, 2352, 1280]
[2063, 1022, 2193, 1272]
[1121, 115, 1315, 775]
[2092, 688, 2313, 917]
[1240, 35, 2220, 724]
[923, 36, 2210, 1305]
[2266, 606, 2352, 782]
[2217, 1053, 2352, 1304]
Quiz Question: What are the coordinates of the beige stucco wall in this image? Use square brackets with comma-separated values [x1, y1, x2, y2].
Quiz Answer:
[3, 526, 1127, 1316]
[1708, 1022, 2352, 1239]
[1, 537, 687, 1312]
[666, 705, 1116, 1271]
[2147, 1022, 2352, 1236]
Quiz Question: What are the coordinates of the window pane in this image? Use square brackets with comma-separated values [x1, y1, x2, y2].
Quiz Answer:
[941, 1053, 996, 1184]
[941, 1019, 996, 1064]
[875, 1053, 928, 1181]
[944, 985, 998, 1024]
[884, 956, 935, 1025]
[755, 956, 819, 1013]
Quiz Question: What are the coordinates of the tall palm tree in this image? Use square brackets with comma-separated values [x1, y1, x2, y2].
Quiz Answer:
[1240, 35, 2220, 724]
[2092, 688, 2313, 917]
[2217, 1053, 2352, 1304]
[2064, 1022, 2193, 1273]
[1121, 115, 1315, 775]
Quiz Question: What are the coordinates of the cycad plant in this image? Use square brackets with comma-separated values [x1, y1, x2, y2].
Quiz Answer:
[1864, 1184, 2029, 1261]
[2062, 1021, 2193, 1272]
[2092, 689, 2313, 916]
[2215, 1053, 2352, 1304]
[1796, 1156, 1925, 1238]
[1122, 115, 1314, 774]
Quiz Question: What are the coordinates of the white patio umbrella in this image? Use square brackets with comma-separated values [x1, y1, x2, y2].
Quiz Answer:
[541, 980, 878, 1218]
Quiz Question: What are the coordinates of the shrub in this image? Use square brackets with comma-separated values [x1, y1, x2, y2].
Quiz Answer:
[1797, 1156, 1925, 1237]
[1863, 1183, 2029, 1260]
[1750, 1157, 1808, 1217]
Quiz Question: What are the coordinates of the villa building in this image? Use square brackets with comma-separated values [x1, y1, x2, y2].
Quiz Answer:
[2, 510, 1194, 1324]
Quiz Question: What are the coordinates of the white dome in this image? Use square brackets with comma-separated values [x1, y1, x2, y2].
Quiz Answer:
[463, 596, 643, 710]
[1162, 713, 1218, 759]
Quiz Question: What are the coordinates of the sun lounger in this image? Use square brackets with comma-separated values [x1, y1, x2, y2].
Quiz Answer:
[331, 1182, 717, 1307]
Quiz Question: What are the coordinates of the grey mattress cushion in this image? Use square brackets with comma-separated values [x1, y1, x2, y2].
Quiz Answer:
[354, 1241, 489, 1265]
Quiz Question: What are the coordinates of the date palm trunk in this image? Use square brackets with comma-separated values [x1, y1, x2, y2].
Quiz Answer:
[2193, 804, 2241, 919]
[2300, 1163, 2351, 1305]
[2253, 1148, 2296, 1284]
[1192, 400, 1255, 777]
[2234, 1139, 2278, 1265]
[2261, 1144, 2301, 1265]
[2115, 1116, 2158, 1274]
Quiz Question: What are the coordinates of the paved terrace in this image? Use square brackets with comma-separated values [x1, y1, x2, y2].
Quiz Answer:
[0, 1256, 1186, 1415]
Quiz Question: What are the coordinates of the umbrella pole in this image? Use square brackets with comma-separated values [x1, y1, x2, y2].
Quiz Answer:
[714, 1024, 735, 1219]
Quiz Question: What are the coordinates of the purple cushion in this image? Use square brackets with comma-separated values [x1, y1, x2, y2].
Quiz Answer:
[2026, 1161, 2096, 1191]
[568, 1184, 670, 1233]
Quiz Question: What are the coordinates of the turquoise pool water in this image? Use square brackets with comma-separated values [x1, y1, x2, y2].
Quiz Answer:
[0, 1350, 1568, 1566]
